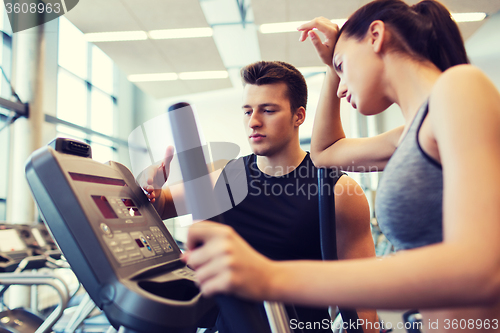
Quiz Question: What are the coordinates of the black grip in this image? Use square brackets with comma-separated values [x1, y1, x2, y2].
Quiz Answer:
[318, 168, 338, 261]
[318, 168, 364, 333]
[168, 102, 272, 333]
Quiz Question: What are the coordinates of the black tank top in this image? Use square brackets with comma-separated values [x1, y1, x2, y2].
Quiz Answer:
[214, 153, 338, 332]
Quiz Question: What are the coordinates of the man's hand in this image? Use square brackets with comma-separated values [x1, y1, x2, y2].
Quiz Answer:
[137, 146, 175, 205]
[297, 17, 340, 67]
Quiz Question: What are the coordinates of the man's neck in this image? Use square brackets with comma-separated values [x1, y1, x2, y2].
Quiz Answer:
[256, 142, 307, 177]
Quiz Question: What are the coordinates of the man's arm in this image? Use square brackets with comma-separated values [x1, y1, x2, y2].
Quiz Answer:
[334, 175, 378, 333]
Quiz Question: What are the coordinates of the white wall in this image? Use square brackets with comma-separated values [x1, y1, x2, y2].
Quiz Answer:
[466, 11, 500, 90]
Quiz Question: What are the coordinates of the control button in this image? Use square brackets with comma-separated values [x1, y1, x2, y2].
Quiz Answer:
[129, 252, 143, 259]
[116, 254, 128, 261]
[114, 233, 132, 240]
[109, 240, 118, 247]
[125, 220, 133, 224]
[100, 223, 111, 235]
[152, 247, 163, 253]
[124, 246, 136, 251]
[121, 240, 132, 245]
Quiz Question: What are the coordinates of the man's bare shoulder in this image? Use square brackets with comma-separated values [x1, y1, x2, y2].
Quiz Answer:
[333, 174, 369, 216]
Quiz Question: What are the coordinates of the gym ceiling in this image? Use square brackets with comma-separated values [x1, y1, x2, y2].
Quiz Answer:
[64, 0, 500, 99]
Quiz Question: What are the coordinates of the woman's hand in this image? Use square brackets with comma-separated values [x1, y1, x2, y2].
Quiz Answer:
[183, 221, 275, 300]
[298, 17, 340, 67]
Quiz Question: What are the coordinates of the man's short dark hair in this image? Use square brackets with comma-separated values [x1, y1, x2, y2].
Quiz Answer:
[241, 61, 307, 113]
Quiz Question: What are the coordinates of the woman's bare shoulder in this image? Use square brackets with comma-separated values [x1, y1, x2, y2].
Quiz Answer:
[433, 64, 493, 95]
[430, 64, 500, 117]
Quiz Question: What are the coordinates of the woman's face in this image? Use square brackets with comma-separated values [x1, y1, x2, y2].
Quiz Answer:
[333, 33, 392, 115]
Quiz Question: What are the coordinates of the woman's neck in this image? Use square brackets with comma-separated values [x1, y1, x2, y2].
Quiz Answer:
[382, 55, 442, 124]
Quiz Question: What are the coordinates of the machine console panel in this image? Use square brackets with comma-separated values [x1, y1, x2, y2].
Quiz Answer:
[32, 149, 182, 278]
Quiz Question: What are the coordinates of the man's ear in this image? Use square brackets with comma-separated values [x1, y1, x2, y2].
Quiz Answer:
[294, 107, 306, 127]
[368, 20, 386, 53]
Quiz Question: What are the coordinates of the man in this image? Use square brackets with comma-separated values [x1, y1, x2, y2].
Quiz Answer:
[143, 61, 377, 332]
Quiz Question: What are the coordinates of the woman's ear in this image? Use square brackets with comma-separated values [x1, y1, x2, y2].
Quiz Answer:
[368, 20, 386, 53]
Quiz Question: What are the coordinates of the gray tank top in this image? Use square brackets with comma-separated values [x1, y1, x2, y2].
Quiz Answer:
[375, 101, 443, 251]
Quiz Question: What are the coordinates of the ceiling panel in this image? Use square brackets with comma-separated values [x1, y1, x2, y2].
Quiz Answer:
[439, 0, 500, 14]
[154, 38, 226, 72]
[252, 0, 370, 24]
[64, 0, 142, 32]
[134, 79, 232, 99]
[258, 32, 322, 67]
[119, 0, 210, 30]
[133, 80, 192, 99]
[182, 78, 233, 93]
[95, 40, 176, 74]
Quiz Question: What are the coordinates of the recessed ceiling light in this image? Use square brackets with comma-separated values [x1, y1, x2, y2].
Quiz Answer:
[128, 73, 178, 82]
[259, 19, 347, 34]
[128, 71, 229, 82]
[259, 21, 308, 34]
[179, 71, 229, 80]
[297, 66, 328, 73]
[452, 12, 487, 23]
[84, 31, 148, 42]
[148, 27, 213, 40]
[259, 13, 487, 34]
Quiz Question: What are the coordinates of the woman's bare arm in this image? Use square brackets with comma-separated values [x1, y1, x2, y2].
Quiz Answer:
[301, 19, 402, 172]
[310, 66, 402, 172]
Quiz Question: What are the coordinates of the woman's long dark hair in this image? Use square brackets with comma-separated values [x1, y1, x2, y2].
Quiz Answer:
[339, 0, 469, 71]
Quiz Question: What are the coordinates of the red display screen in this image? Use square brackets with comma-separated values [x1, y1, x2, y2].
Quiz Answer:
[92, 195, 118, 219]
[70, 172, 126, 186]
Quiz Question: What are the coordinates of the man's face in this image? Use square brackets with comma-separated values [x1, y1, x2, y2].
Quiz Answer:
[242, 82, 299, 157]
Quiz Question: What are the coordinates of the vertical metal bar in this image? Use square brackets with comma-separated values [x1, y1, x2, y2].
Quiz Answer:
[263, 301, 292, 333]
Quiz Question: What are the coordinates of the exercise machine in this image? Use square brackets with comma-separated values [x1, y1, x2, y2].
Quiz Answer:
[26, 102, 280, 332]
[26, 139, 217, 333]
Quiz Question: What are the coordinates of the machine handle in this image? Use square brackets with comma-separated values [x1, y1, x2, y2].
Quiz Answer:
[318, 168, 363, 333]
[0, 272, 70, 333]
[168, 102, 273, 333]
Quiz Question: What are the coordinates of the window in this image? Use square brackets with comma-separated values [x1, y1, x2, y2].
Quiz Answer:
[0, 110, 10, 220]
[0, 5, 13, 221]
[56, 17, 117, 164]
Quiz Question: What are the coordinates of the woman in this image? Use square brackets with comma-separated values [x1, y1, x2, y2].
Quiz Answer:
[184, 0, 500, 330]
